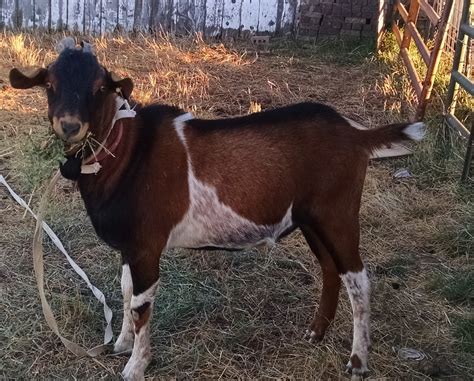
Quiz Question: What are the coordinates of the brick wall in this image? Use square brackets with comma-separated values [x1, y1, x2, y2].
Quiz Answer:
[297, 0, 385, 39]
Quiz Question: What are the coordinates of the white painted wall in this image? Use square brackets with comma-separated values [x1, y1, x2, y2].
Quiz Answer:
[0, 0, 298, 35]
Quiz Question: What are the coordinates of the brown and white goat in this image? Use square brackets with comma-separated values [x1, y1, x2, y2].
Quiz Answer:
[10, 38, 425, 380]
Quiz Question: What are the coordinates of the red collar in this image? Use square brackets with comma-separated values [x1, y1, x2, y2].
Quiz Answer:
[83, 120, 124, 165]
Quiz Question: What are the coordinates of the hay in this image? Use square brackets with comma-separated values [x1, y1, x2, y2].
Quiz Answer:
[0, 32, 472, 379]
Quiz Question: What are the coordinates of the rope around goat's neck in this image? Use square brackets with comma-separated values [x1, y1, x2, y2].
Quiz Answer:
[80, 96, 136, 175]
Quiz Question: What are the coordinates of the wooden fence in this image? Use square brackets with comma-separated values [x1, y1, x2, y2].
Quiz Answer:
[0, 0, 298, 36]
[392, 0, 456, 119]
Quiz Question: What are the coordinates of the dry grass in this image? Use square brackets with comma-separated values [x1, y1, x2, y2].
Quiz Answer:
[0, 32, 472, 380]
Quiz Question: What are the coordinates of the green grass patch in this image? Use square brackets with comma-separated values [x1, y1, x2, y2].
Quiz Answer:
[383, 256, 416, 278]
[433, 209, 474, 259]
[430, 270, 474, 306]
[454, 315, 474, 354]
[155, 255, 224, 333]
[271, 36, 376, 65]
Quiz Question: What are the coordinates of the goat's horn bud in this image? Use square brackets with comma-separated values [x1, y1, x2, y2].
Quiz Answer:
[81, 40, 95, 54]
[56, 37, 76, 53]
[110, 72, 122, 82]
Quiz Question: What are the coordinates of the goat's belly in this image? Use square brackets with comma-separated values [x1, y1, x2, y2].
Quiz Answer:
[166, 184, 293, 250]
[166, 210, 293, 250]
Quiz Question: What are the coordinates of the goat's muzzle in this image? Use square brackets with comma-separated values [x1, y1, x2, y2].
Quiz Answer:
[52, 114, 89, 143]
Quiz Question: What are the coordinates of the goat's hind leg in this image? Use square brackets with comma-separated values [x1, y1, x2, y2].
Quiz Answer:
[114, 263, 135, 354]
[301, 225, 341, 342]
[342, 266, 370, 377]
[317, 217, 370, 376]
[301, 205, 370, 376]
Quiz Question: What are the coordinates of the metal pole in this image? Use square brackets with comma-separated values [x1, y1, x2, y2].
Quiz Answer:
[461, 120, 473, 181]
[446, 0, 471, 116]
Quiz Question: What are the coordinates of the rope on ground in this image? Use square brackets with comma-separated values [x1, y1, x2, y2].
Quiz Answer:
[0, 172, 113, 357]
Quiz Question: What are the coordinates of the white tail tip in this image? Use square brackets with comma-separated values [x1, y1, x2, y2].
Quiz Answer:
[403, 122, 426, 141]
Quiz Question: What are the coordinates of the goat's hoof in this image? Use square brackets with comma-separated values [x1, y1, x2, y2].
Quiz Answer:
[114, 333, 134, 354]
[303, 329, 323, 344]
[121, 363, 145, 381]
[303, 329, 324, 344]
[345, 354, 369, 379]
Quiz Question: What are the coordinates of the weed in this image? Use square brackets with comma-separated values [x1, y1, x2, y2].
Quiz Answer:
[10, 130, 64, 192]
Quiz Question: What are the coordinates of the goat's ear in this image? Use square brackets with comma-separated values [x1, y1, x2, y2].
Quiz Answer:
[110, 72, 133, 99]
[9, 68, 48, 89]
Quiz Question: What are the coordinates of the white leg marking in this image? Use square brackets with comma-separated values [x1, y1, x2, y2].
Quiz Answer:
[341, 268, 370, 375]
[122, 281, 159, 381]
[114, 264, 134, 353]
[129, 280, 159, 311]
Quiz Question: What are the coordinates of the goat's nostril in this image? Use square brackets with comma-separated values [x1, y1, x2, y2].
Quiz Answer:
[61, 122, 81, 137]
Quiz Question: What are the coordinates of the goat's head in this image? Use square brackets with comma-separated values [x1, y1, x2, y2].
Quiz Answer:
[9, 37, 133, 144]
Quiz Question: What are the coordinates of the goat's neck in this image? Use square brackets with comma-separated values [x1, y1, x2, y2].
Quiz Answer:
[78, 107, 138, 208]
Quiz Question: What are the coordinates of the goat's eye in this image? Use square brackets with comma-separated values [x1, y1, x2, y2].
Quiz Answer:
[45, 82, 52, 89]
[100, 85, 106, 92]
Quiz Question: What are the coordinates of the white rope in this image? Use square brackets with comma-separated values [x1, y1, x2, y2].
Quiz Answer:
[0, 174, 113, 354]
[80, 96, 136, 175]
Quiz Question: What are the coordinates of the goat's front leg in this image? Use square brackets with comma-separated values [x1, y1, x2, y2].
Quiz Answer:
[114, 264, 134, 353]
[121, 254, 161, 381]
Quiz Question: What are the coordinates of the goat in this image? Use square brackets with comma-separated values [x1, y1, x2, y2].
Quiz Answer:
[10, 38, 425, 380]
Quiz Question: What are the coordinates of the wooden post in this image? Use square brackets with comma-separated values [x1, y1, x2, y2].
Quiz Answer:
[13, 0, 21, 29]
[48, 0, 52, 31]
[401, 0, 421, 49]
[134, 0, 143, 31]
[415, 0, 455, 120]
[33, 0, 36, 29]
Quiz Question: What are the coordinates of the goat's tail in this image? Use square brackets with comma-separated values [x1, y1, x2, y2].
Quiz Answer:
[360, 122, 426, 151]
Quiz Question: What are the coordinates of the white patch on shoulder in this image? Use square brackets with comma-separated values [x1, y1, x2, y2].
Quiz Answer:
[168, 114, 293, 250]
[173, 112, 194, 145]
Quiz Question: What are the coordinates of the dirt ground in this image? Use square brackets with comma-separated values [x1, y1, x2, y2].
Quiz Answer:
[0, 33, 472, 380]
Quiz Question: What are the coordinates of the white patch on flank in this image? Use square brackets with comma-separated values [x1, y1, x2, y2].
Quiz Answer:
[123, 281, 159, 380]
[114, 264, 134, 353]
[341, 268, 370, 374]
[403, 122, 426, 141]
[167, 115, 294, 250]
